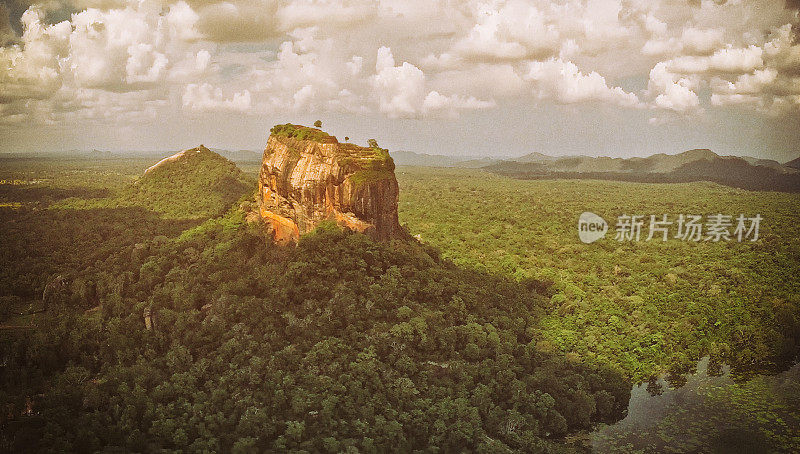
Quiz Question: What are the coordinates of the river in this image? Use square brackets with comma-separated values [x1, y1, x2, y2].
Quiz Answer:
[589, 357, 800, 453]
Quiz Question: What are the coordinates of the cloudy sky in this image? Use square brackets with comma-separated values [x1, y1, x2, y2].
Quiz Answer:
[1, 0, 799, 160]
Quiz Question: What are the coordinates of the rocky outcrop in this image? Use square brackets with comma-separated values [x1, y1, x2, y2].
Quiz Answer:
[258, 124, 404, 244]
[133, 145, 253, 219]
[144, 145, 210, 174]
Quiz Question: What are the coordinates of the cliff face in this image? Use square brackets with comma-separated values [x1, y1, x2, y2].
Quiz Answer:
[258, 125, 403, 244]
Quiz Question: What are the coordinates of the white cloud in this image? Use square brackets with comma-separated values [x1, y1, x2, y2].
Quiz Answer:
[451, 3, 547, 62]
[680, 27, 724, 55]
[422, 91, 495, 117]
[0, 0, 212, 122]
[635, 0, 799, 117]
[707, 45, 763, 73]
[643, 14, 667, 36]
[0, 7, 70, 102]
[645, 20, 800, 115]
[654, 83, 701, 112]
[711, 69, 779, 96]
[125, 44, 169, 84]
[524, 58, 640, 107]
[703, 26, 800, 113]
[647, 61, 701, 113]
[346, 56, 362, 75]
[642, 38, 680, 57]
[68, 6, 160, 90]
[709, 93, 761, 106]
[165, 1, 202, 42]
[371, 46, 426, 117]
[370, 46, 494, 118]
[436, 0, 638, 65]
[168, 49, 211, 83]
[248, 29, 355, 112]
[1, 0, 799, 127]
[764, 24, 800, 72]
[643, 28, 724, 57]
[182, 82, 251, 112]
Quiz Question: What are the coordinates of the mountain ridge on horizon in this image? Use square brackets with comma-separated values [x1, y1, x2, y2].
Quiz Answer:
[391, 148, 800, 169]
[485, 148, 800, 192]
[3, 147, 797, 167]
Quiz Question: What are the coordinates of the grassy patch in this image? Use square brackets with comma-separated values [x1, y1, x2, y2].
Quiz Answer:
[270, 123, 336, 142]
[349, 169, 395, 189]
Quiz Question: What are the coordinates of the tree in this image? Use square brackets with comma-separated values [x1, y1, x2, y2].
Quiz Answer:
[344, 137, 349, 142]
[368, 139, 379, 148]
[314, 120, 322, 128]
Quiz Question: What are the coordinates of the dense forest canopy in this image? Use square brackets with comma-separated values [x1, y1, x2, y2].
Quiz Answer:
[1, 156, 631, 452]
[1, 157, 799, 452]
[397, 167, 800, 384]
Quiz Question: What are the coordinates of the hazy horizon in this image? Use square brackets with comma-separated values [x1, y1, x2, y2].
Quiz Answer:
[3, 137, 797, 164]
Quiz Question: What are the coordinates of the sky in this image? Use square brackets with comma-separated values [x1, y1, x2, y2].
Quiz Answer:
[1, 0, 799, 161]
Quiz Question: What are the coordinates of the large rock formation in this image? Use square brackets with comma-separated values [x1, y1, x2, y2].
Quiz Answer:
[258, 124, 403, 244]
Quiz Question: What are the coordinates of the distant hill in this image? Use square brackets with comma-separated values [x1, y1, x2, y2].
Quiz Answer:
[128, 145, 254, 218]
[390, 150, 501, 168]
[210, 148, 262, 164]
[390, 151, 465, 167]
[739, 156, 790, 173]
[515, 152, 562, 164]
[786, 157, 800, 170]
[458, 157, 503, 168]
[486, 149, 800, 192]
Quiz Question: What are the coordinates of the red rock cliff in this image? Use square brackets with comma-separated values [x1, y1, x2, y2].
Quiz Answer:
[258, 124, 403, 244]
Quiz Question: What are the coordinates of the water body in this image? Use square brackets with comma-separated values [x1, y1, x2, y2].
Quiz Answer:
[590, 358, 800, 453]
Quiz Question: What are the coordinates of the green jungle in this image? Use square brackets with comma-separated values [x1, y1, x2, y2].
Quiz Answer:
[1, 155, 798, 453]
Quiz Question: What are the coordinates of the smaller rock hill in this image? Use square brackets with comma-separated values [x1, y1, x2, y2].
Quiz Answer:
[130, 145, 253, 219]
[259, 124, 404, 244]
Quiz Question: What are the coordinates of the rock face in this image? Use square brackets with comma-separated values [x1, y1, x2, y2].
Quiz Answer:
[144, 146, 209, 174]
[258, 124, 403, 244]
